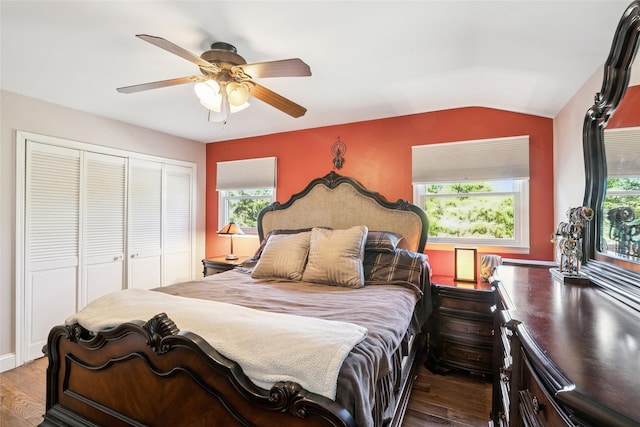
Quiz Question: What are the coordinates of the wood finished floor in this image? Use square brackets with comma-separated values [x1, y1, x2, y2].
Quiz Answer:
[0, 356, 492, 426]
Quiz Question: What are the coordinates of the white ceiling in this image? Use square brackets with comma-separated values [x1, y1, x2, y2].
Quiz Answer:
[0, 1, 631, 143]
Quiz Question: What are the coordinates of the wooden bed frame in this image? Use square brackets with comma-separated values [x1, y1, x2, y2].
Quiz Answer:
[40, 172, 430, 427]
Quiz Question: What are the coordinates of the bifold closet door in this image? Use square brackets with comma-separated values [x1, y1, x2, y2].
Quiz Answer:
[128, 158, 162, 289]
[25, 142, 80, 361]
[163, 164, 194, 285]
[82, 152, 126, 306]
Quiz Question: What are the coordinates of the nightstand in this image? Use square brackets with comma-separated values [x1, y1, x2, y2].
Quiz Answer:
[426, 275, 497, 377]
[202, 256, 250, 276]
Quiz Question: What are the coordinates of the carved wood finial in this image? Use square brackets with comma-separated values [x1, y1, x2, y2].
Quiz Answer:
[144, 313, 179, 355]
[65, 323, 93, 343]
[269, 381, 310, 418]
[322, 170, 342, 188]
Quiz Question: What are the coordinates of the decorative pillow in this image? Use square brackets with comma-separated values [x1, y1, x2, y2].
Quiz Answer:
[251, 232, 311, 280]
[363, 249, 427, 287]
[251, 228, 313, 260]
[252, 227, 334, 260]
[365, 231, 408, 253]
[302, 226, 368, 288]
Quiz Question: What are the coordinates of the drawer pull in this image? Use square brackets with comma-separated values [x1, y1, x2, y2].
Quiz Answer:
[462, 351, 482, 362]
[462, 325, 483, 334]
[500, 367, 511, 382]
[532, 396, 544, 415]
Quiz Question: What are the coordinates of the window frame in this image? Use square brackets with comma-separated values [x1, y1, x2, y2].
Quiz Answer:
[218, 188, 275, 234]
[413, 178, 530, 249]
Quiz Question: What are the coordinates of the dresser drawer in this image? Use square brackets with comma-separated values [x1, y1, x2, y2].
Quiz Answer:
[520, 355, 573, 427]
[440, 339, 493, 371]
[440, 295, 494, 314]
[440, 312, 494, 342]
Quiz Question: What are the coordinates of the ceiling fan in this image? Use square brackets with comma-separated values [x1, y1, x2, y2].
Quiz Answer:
[116, 34, 311, 123]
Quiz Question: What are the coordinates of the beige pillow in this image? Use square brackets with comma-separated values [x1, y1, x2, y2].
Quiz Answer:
[302, 226, 368, 288]
[251, 232, 311, 280]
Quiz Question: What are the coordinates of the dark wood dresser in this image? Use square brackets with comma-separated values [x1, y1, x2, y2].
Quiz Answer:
[427, 276, 497, 377]
[492, 264, 640, 427]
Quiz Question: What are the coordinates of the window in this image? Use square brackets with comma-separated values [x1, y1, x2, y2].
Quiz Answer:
[412, 136, 530, 248]
[414, 179, 528, 246]
[216, 157, 276, 233]
[219, 189, 274, 233]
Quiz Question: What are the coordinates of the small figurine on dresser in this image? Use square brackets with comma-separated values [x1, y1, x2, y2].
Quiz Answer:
[480, 254, 502, 282]
[551, 206, 593, 283]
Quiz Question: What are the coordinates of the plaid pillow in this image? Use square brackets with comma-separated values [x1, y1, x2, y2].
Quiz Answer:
[363, 249, 426, 286]
[365, 231, 409, 253]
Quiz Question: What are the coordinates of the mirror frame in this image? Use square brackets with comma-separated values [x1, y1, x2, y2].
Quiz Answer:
[583, 0, 640, 311]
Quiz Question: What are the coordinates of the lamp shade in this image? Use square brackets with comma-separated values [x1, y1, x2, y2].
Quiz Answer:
[454, 247, 477, 282]
[217, 222, 245, 235]
[227, 82, 251, 106]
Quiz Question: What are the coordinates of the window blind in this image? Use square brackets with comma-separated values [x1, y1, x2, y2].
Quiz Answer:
[604, 127, 640, 177]
[412, 136, 530, 183]
[216, 157, 277, 190]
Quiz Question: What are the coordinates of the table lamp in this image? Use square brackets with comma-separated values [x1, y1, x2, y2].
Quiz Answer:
[217, 221, 244, 260]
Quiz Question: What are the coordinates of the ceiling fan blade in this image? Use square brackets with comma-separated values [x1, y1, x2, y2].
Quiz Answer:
[248, 82, 307, 118]
[117, 76, 201, 94]
[136, 34, 218, 71]
[233, 59, 311, 79]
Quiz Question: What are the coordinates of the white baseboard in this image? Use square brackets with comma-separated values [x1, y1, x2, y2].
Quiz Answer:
[0, 353, 17, 373]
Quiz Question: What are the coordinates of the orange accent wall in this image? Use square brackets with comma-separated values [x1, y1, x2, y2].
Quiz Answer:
[206, 106, 554, 275]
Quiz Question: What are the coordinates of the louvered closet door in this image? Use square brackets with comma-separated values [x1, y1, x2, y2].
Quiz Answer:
[163, 164, 194, 285]
[128, 158, 162, 289]
[82, 152, 126, 306]
[25, 142, 80, 361]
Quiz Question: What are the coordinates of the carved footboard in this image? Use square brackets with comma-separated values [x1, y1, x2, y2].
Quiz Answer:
[40, 313, 356, 427]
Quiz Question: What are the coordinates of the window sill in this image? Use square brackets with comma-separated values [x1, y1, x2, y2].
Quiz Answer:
[424, 242, 530, 254]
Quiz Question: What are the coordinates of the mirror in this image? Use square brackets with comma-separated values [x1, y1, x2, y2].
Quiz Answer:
[583, 0, 640, 310]
[602, 75, 640, 261]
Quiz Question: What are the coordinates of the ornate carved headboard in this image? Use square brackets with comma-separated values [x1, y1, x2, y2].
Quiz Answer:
[257, 172, 429, 253]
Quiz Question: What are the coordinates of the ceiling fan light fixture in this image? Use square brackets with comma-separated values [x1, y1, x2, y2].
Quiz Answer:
[227, 82, 251, 106]
[199, 98, 249, 113]
[197, 80, 249, 115]
[208, 108, 228, 123]
[194, 80, 221, 106]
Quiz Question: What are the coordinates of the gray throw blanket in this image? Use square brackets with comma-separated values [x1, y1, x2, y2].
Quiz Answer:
[66, 288, 367, 399]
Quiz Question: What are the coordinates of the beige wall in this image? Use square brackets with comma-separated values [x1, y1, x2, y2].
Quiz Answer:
[0, 90, 207, 369]
[552, 65, 604, 227]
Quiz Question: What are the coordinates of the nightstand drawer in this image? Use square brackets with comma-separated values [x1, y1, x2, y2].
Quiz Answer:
[440, 339, 493, 371]
[440, 295, 494, 314]
[440, 312, 493, 341]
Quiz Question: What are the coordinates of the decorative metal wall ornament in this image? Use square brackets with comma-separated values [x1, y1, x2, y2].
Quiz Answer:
[331, 137, 346, 170]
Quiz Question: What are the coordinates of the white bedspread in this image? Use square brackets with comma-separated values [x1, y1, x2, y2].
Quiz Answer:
[66, 289, 367, 399]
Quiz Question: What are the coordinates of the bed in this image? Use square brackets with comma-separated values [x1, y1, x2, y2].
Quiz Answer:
[40, 172, 431, 427]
